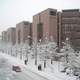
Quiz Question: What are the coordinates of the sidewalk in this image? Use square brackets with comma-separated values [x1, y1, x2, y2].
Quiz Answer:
[0, 52, 77, 80]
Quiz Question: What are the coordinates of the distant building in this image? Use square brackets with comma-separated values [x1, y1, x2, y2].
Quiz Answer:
[0, 35, 1, 40]
[16, 21, 32, 44]
[32, 8, 57, 42]
[7, 27, 16, 45]
[2, 31, 7, 42]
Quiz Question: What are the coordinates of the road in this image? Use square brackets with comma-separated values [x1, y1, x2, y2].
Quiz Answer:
[0, 55, 49, 80]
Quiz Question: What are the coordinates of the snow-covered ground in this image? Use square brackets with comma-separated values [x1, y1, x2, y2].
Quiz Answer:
[0, 39, 80, 80]
[0, 52, 49, 80]
[0, 52, 77, 80]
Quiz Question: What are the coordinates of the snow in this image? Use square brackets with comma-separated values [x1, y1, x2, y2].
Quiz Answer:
[0, 52, 77, 80]
[0, 53, 48, 80]
[0, 39, 80, 80]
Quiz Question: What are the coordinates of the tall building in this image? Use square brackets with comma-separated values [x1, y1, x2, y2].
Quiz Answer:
[1, 8, 80, 50]
[32, 8, 57, 42]
[16, 21, 32, 44]
[2, 31, 8, 42]
[7, 27, 16, 45]
[58, 9, 80, 50]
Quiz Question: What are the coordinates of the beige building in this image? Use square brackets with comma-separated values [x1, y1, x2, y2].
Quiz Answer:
[2, 31, 8, 42]
[16, 21, 32, 44]
[7, 27, 16, 45]
[32, 8, 57, 42]
[2, 8, 80, 50]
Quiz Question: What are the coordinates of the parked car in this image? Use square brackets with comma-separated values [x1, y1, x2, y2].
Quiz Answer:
[12, 65, 21, 72]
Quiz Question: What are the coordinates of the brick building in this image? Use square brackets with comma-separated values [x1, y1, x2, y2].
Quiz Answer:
[16, 21, 32, 44]
[7, 27, 16, 45]
[58, 9, 80, 50]
[1, 8, 80, 50]
[32, 8, 57, 42]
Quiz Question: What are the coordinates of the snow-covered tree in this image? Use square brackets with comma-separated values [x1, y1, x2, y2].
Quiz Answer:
[60, 37, 80, 76]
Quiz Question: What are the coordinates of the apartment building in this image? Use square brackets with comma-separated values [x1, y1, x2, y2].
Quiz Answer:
[7, 27, 16, 45]
[2, 31, 7, 42]
[58, 9, 80, 50]
[1, 8, 80, 50]
[32, 8, 57, 42]
[16, 21, 32, 44]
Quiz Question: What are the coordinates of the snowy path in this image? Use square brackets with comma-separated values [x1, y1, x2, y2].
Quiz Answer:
[0, 53, 49, 80]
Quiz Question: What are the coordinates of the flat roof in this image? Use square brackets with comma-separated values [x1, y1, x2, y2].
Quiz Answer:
[62, 9, 80, 12]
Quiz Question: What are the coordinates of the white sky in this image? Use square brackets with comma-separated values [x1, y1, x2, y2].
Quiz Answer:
[0, 0, 80, 34]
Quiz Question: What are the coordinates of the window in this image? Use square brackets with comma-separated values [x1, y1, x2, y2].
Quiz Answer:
[37, 24, 43, 32]
[37, 23, 43, 41]
[24, 22, 29, 25]
[50, 11, 56, 16]
[76, 30, 80, 32]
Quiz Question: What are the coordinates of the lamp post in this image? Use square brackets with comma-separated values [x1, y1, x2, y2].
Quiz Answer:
[43, 37, 49, 68]
[34, 38, 37, 65]
[25, 40, 28, 65]
[15, 46, 18, 57]
[50, 51, 53, 64]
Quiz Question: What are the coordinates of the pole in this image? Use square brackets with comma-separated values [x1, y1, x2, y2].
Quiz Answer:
[20, 48, 22, 60]
[16, 49, 17, 57]
[35, 38, 37, 65]
[26, 48, 28, 62]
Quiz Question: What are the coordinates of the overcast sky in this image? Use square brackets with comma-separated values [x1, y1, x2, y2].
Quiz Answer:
[0, 0, 80, 34]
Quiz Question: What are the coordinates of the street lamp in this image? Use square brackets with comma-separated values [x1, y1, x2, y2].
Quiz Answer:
[50, 51, 53, 64]
[24, 40, 29, 65]
[34, 38, 37, 65]
[43, 37, 49, 68]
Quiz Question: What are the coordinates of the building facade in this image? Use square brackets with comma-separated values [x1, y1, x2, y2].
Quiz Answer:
[7, 27, 16, 45]
[58, 9, 80, 50]
[16, 21, 32, 44]
[32, 8, 57, 42]
[1, 8, 80, 50]
[2, 31, 8, 42]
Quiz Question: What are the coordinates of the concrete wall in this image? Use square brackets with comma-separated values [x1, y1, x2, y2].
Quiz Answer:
[16, 21, 32, 44]
[32, 8, 57, 42]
